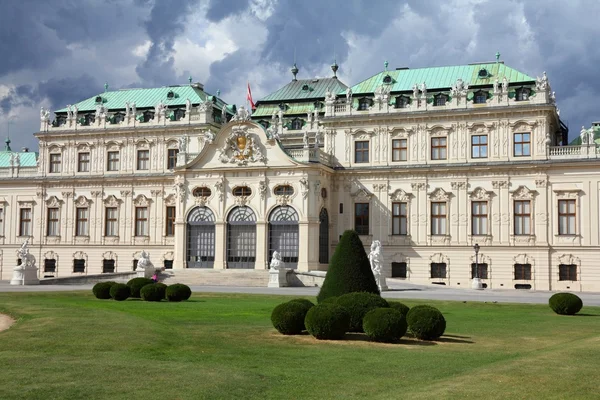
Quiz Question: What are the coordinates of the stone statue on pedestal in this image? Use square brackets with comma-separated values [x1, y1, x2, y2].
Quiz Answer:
[10, 239, 40, 285]
[369, 240, 388, 291]
[136, 250, 156, 279]
[268, 250, 288, 287]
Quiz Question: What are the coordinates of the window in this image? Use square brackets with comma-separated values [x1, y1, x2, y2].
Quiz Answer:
[0, 207, 3, 235]
[431, 202, 447, 235]
[73, 259, 85, 273]
[107, 151, 120, 171]
[167, 149, 179, 169]
[358, 98, 370, 111]
[135, 207, 148, 236]
[49, 153, 61, 173]
[471, 135, 488, 158]
[430, 263, 447, 279]
[102, 259, 115, 273]
[47, 208, 60, 236]
[471, 201, 488, 235]
[44, 259, 56, 273]
[232, 186, 252, 197]
[516, 88, 530, 101]
[474, 90, 488, 104]
[355, 141, 369, 163]
[514, 200, 531, 235]
[471, 263, 489, 279]
[193, 187, 212, 197]
[75, 207, 89, 236]
[559, 264, 577, 281]
[514, 264, 532, 280]
[558, 199, 576, 235]
[321, 188, 327, 199]
[291, 119, 303, 130]
[105, 207, 118, 236]
[339, 203, 343, 214]
[514, 133, 531, 156]
[431, 137, 447, 160]
[133, 259, 139, 271]
[354, 203, 369, 235]
[19, 208, 32, 236]
[166, 206, 176, 236]
[395, 96, 408, 109]
[392, 202, 408, 235]
[434, 94, 447, 106]
[392, 139, 407, 161]
[274, 185, 294, 196]
[137, 149, 150, 170]
[392, 262, 407, 278]
[164, 260, 174, 269]
[78, 152, 90, 172]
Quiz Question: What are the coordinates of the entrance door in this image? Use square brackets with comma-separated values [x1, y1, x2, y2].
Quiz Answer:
[186, 207, 216, 268]
[226, 207, 257, 269]
[319, 208, 329, 264]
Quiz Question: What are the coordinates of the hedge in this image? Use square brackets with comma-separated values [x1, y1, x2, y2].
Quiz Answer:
[305, 303, 350, 340]
[127, 277, 154, 298]
[271, 301, 313, 335]
[363, 307, 407, 343]
[334, 292, 389, 332]
[388, 301, 410, 317]
[109, 283, 131, 301]
[141, 283, 166, 302]
[166, 284, 192, 302]
[92, 281, 117, 300]
[406, 305, 446, 341]
[549, 292, 583, 315]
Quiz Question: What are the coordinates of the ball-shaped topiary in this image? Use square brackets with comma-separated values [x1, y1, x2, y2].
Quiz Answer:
[288, 298, 315, 311]
[388, 301, 410, 317]
[334, 292, 389, 332]
[165, 284, 192, 302]
[363, 307, 408, 343]
[127, 277, 154, 298]
[549, 292, 583, 315]
[140, 283, 165, 302]
[109, 283, 131, 301]
[305, 303, 351, 340]
[406, 305, 446, 341]
[92, 281, 117, 299]
[271, 301, 313, 335]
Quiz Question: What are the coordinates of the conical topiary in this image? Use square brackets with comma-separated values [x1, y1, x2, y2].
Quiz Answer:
[317, 230, 380, 303]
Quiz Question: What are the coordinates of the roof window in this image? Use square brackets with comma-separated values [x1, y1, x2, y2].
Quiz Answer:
[95, 96, 103, 103]
[383, 75, 393, 84]
[167, 90, 175, 99]
[478, 68, 490, 78]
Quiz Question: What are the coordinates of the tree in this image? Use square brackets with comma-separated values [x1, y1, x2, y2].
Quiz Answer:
[317, 230, 380, 303]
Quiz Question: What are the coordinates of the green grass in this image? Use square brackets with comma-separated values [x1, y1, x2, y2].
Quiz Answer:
[0, 292, 599, 400]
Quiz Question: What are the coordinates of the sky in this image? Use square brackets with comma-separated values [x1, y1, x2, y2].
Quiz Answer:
[1, 0, 599, 151]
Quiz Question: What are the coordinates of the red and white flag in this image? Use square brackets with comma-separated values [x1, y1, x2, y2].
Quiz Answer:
[247, 82, 256, 110]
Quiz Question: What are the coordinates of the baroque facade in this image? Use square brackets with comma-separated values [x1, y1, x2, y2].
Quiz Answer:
[1, 60, 600, 292]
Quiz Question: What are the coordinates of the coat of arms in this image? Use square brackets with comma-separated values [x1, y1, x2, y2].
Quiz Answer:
[218, 127, 266, 165]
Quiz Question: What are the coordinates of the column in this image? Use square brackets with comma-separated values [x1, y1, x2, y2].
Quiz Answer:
[255, 221, 267, 270]
[213, 221, 226, 269]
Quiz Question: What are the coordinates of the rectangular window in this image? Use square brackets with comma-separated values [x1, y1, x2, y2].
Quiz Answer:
[107, 151, 120, 171]
[49, 153, 62, 173]
[44, 259, 56, 273]
[392, 262, 407, 278]
[137, 150, 150, 170]
[514, 133, 531, 157]
[431, 137, 447, 160]
[471, 263, 489, 279]
[514, 264, 532, 280]
[133, 259, 139, 271]
[78, 152, 90, 172]
[431, 202, 447, 235]
[73, 259, 86, 273]
[514, 200, 531, 235]
[471, 135, 488, 158]
[75, 207, 89, 236]
[354, 203, 369, 235]
[47, 208, 60, 236]
[0, 207, 4, 236]
[167, 149, 179, 169]
[471, 201, 488, 236]
[558, 264, 577, 281]
[19, 208, 32, 236]
[105, 207, 118, 236]
[164, 260, 174, 270]
[558, 199, 576, 235]
[166, 206, 176, 236]
[354, 141, 369, 163]
[392, 139, 407, 161]
[430, 263, 447, 279]
[102, 259, 115, 273]
[135, 207, 148, 236]
[392, 202, 408, 235]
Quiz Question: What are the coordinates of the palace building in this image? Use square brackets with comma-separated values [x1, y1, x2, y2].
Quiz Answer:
[1, 59, 600, 292]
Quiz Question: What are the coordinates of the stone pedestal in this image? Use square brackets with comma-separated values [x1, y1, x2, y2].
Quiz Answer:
[378, 278, 389, 292]
[471, 278, 484, 290]
[10, 265, 40, 285]
[268, 268, 289, 288]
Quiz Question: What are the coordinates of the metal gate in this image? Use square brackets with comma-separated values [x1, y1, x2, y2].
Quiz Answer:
[319, 208, 329, 264]
[268, 206, 299, 269]
[186, 207, 215, 268]
[226, 207, 257, 269]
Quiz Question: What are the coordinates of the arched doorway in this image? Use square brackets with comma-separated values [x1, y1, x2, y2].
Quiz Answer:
[268, 206, 299, 269]
[186, 207, 215, 268]
[226, 207, 257, 269]
[319, 208, 329, 264]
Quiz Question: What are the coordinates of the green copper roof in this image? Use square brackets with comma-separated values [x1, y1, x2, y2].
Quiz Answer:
[252, 102, 321, 118]
[345, 62, 536, 95]
[259, 77, 347, 103]
[0, 151, 38, 168]
[569, 125, 600, 145]
[56, 85, 228, 113]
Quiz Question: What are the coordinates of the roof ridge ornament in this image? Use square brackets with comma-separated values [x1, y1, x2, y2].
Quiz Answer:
[291, 63, 299, 81]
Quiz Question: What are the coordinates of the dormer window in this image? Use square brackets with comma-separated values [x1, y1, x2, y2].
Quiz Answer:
[358, 98, 371, 111]
[395, 95, 409, 109]
[232, 186, 252, 197]
[142, 110, 154, 123]
[291, 118, 304, 130]
[301, 84, 310, 91]
[112, 113, 125, 124]
[278, 103, 287, 111]
[95, 96, 103, 103]
[474, 90, 488, 104]
[313, 101, 323, 109]
[172, 109, 185, 121]
[434, 94, 448, 106]
[167, 90, 175, 99]
[478, 68, 490, 78]
[383, 75, 393, 84]
[516, 87, 531, 101]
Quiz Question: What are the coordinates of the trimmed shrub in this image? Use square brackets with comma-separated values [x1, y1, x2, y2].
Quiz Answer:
[127, 277, 154, 298]
[288, 298, 315, 311]
[388, 301, 410, 317]
[109, 283, 131, 301]
[155, 283, 167, 300]
[317, 230, 380, 303]
[166, 284, 192, 302]
[271, 301, 312, 335]
[406, 305, 446, 341]
[92, 281, 117, 300]
[141, 283, 165, 302]
[305, 303, 350, 340]
[549, 292, 583, 315]
[363, 308, 407, 343]
[334, 292, 389, 332]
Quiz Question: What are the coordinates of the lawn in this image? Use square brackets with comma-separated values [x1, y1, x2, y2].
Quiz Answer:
[0, 292, 599, 400]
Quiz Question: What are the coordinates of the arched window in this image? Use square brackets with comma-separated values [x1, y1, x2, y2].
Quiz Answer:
[395, 96, 408, 108]
[274, 185, 294, 196]
[193, 187, 212, 197]
[474, 91, 488, 104]
[319, 208, 329, 264]
[142, 110, 154, 123]
[186, 207, 215, 268]
[516, 87, 531, 101]
[358, 98, 371, 111]
[112, 113, 125, 124]
[434, 94, 447, 106]
[232, 186, 252, 197]
[268, 206, 299, 269]
[291, 118, 304, 130]
[227, 207, 257, 269]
